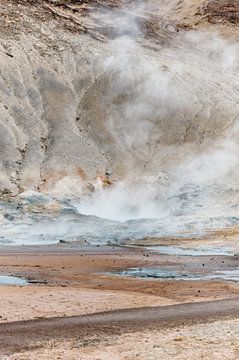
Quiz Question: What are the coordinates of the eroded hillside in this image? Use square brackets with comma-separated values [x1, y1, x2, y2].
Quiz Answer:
[0, 0, 238, 201]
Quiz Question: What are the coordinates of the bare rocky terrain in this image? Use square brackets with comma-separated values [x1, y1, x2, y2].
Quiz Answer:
[0, 3, 239, 358]
[0, 0, 238, 204]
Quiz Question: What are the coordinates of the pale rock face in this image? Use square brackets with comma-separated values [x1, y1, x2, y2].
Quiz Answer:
[0, 23, 109, 195]
[0, 0, 238, 202]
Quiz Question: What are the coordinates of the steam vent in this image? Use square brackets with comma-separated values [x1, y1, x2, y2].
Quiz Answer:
[0, 1, 239, 359]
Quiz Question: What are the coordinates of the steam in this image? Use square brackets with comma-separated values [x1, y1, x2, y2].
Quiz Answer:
[79, 4, 239, 233]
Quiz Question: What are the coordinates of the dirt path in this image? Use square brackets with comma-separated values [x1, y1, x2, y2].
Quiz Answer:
[1, 297, 239, 355]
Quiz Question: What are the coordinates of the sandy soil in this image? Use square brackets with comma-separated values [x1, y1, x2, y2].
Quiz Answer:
[1, 244, 239, 302]
[0, 285, 177, 323]
[7, 318, 239, 360]
[0, 243, 239, 358]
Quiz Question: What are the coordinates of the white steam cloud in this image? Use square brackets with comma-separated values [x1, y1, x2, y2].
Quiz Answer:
[77, 3, 239, 235]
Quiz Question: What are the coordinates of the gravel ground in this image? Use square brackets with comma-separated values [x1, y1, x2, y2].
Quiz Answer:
[6, 318, 239, 360]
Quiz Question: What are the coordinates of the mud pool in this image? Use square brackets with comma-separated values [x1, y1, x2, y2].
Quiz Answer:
[0, 191, 239, 247]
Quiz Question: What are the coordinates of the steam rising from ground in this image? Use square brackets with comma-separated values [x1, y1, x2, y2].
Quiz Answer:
[77, 4, 239, 233]
[1, 2, 239, 246]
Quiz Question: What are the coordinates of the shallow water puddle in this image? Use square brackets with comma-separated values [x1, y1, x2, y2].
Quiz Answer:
[110, 268, 239, 282]
[0, 276, 28, 285]
[146, 246, 235, 257]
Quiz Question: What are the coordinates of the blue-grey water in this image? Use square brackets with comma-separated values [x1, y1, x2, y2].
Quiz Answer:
[0, 276, 27, 285]
[110, 268, 239, 282]
[145, 246, 235, 256]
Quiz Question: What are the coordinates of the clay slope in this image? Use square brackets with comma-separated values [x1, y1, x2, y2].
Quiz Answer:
[0, 0, 237, 200]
